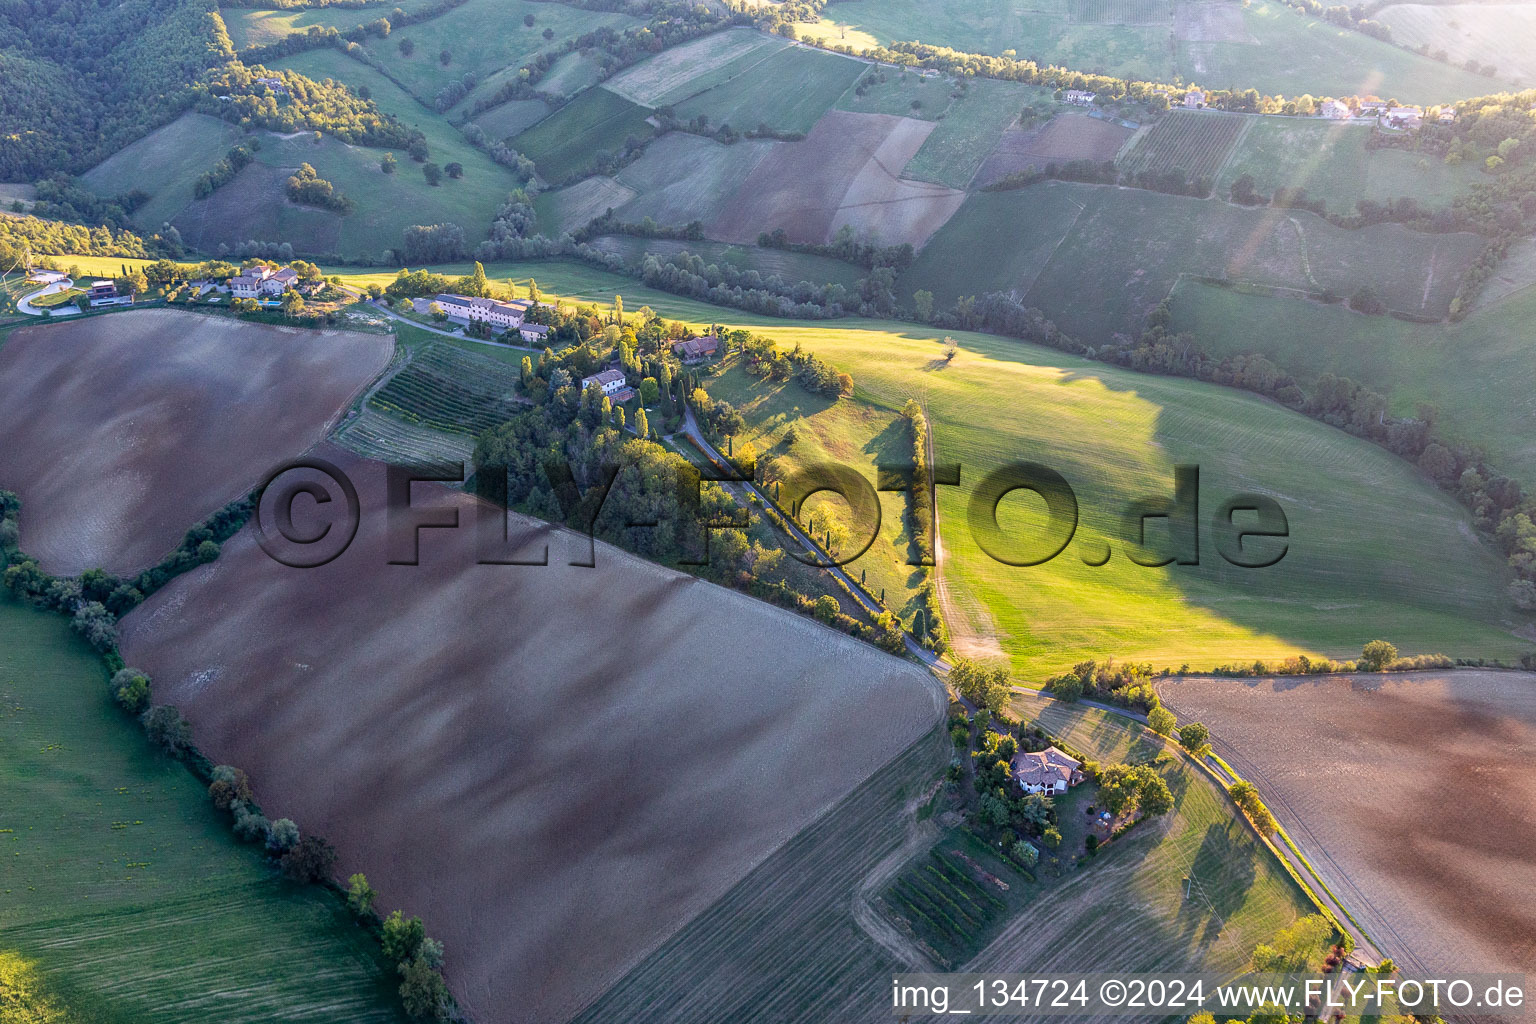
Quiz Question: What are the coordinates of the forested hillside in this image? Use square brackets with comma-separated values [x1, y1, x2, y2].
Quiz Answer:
[0, 0, 235, 179]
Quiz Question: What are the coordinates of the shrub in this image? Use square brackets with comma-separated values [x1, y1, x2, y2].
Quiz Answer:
[108, 668, 151, 713]
[267, 817, 300, 852]
[140, 704, 192, 756]
[382, 910, 426, 963]
[71, 601, 117, 652]
[348, 873, 376, 917]
[281, 835, 338, 883]
[232, 803, 270, 843]
[208, 765, 253, 810]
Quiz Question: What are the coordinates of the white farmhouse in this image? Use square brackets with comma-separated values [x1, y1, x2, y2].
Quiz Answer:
[1183, 87, 1205, 108]
[580, 368, 627, 397]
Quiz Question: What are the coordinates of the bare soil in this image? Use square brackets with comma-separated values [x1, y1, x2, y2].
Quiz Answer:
[974, 114, 1135, 187]
[0, 310, 390, 576]
[710, 110, 964, 248]
[119, 448, 944, 1024]
[1160, 671, 1536, 981]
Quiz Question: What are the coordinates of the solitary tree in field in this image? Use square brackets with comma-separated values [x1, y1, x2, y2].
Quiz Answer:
[399, 37, 414, 56]
[444, 162, 463, 179]
[422, 162, 442, 186]
[439, 49, 451, 65]
[523, 12, 535, 26]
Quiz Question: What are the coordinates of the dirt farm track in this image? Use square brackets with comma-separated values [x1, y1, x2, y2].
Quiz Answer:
[1159, 671, 1536, 986]
[119, 449, 945, 1023]
[0, 309, 390, 575]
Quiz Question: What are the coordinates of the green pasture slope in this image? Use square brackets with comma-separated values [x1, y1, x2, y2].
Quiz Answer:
[904, 180, 1481, 338]
[1213, 117, 1486, 213]
[813, 0, 1490, 101]
[514, 87, 656, 184]
[670, 45, 865, 135]
[78, 113, 246, 232]
[0, 598, 406, 1023]
[583, 235, 867, 290]
[351, 0, 640, 102]
[218, 0, 444, 50]
[1168, 278, 1536, 486]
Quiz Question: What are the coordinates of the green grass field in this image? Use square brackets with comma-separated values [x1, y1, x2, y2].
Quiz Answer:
[583, 236, 867, 289]
[812, 0, 1491, 102]
[815, 0, 1173, 80]
[1168, 277, 1536, 486]
[604, 28, 790, 108]
[1375, 3, 1536, 86]
[1174, 0, 1493, 103]
[353, 0, 639, 103]
[513, 86, 656, 184]
[79, 113, 247, 231]
[1212, 117, 1485, 211]
[469, 97, 552, 141]
[218, 0, 444, 50]
[0, 598, 407, 1023]
[671, 45, 866, 135]
[706, 308, 1526, 675]
[903, 78, 1048, 189]
[904, 180, 1481, 337]
[609, 132, 778, 227]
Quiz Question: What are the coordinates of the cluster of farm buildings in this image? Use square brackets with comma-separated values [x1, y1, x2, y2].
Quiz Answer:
[575, 334, 720, 404]
[1065, 85, 1452, 128]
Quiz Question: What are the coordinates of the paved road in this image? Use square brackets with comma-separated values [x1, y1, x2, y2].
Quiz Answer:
[16, 276, 77, 315]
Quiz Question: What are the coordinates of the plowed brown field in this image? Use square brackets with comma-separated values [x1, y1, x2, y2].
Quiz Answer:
[0, 310, 390, 575]
[1160, 670, 1536, 983]
[119, 449, 944, 1023]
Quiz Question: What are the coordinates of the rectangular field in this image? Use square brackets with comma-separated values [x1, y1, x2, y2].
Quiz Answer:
[711, 110, 965, 249]
[1158, 670, 1536, 981]
[973, 112, 1134, 186]
[604, 28, 788, 107]
[901, 78, 1044, 189]
[0, 599, 407, 1023]
[119, 449, 944, 1024]
[1068, 0, 1173, 24]
[1119, 109, 1248, 180]
[369, 341, 527, 435]
[513, 86, 656, 185]
[671, 45, 866, 135]
[610, 132, 779, 229]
